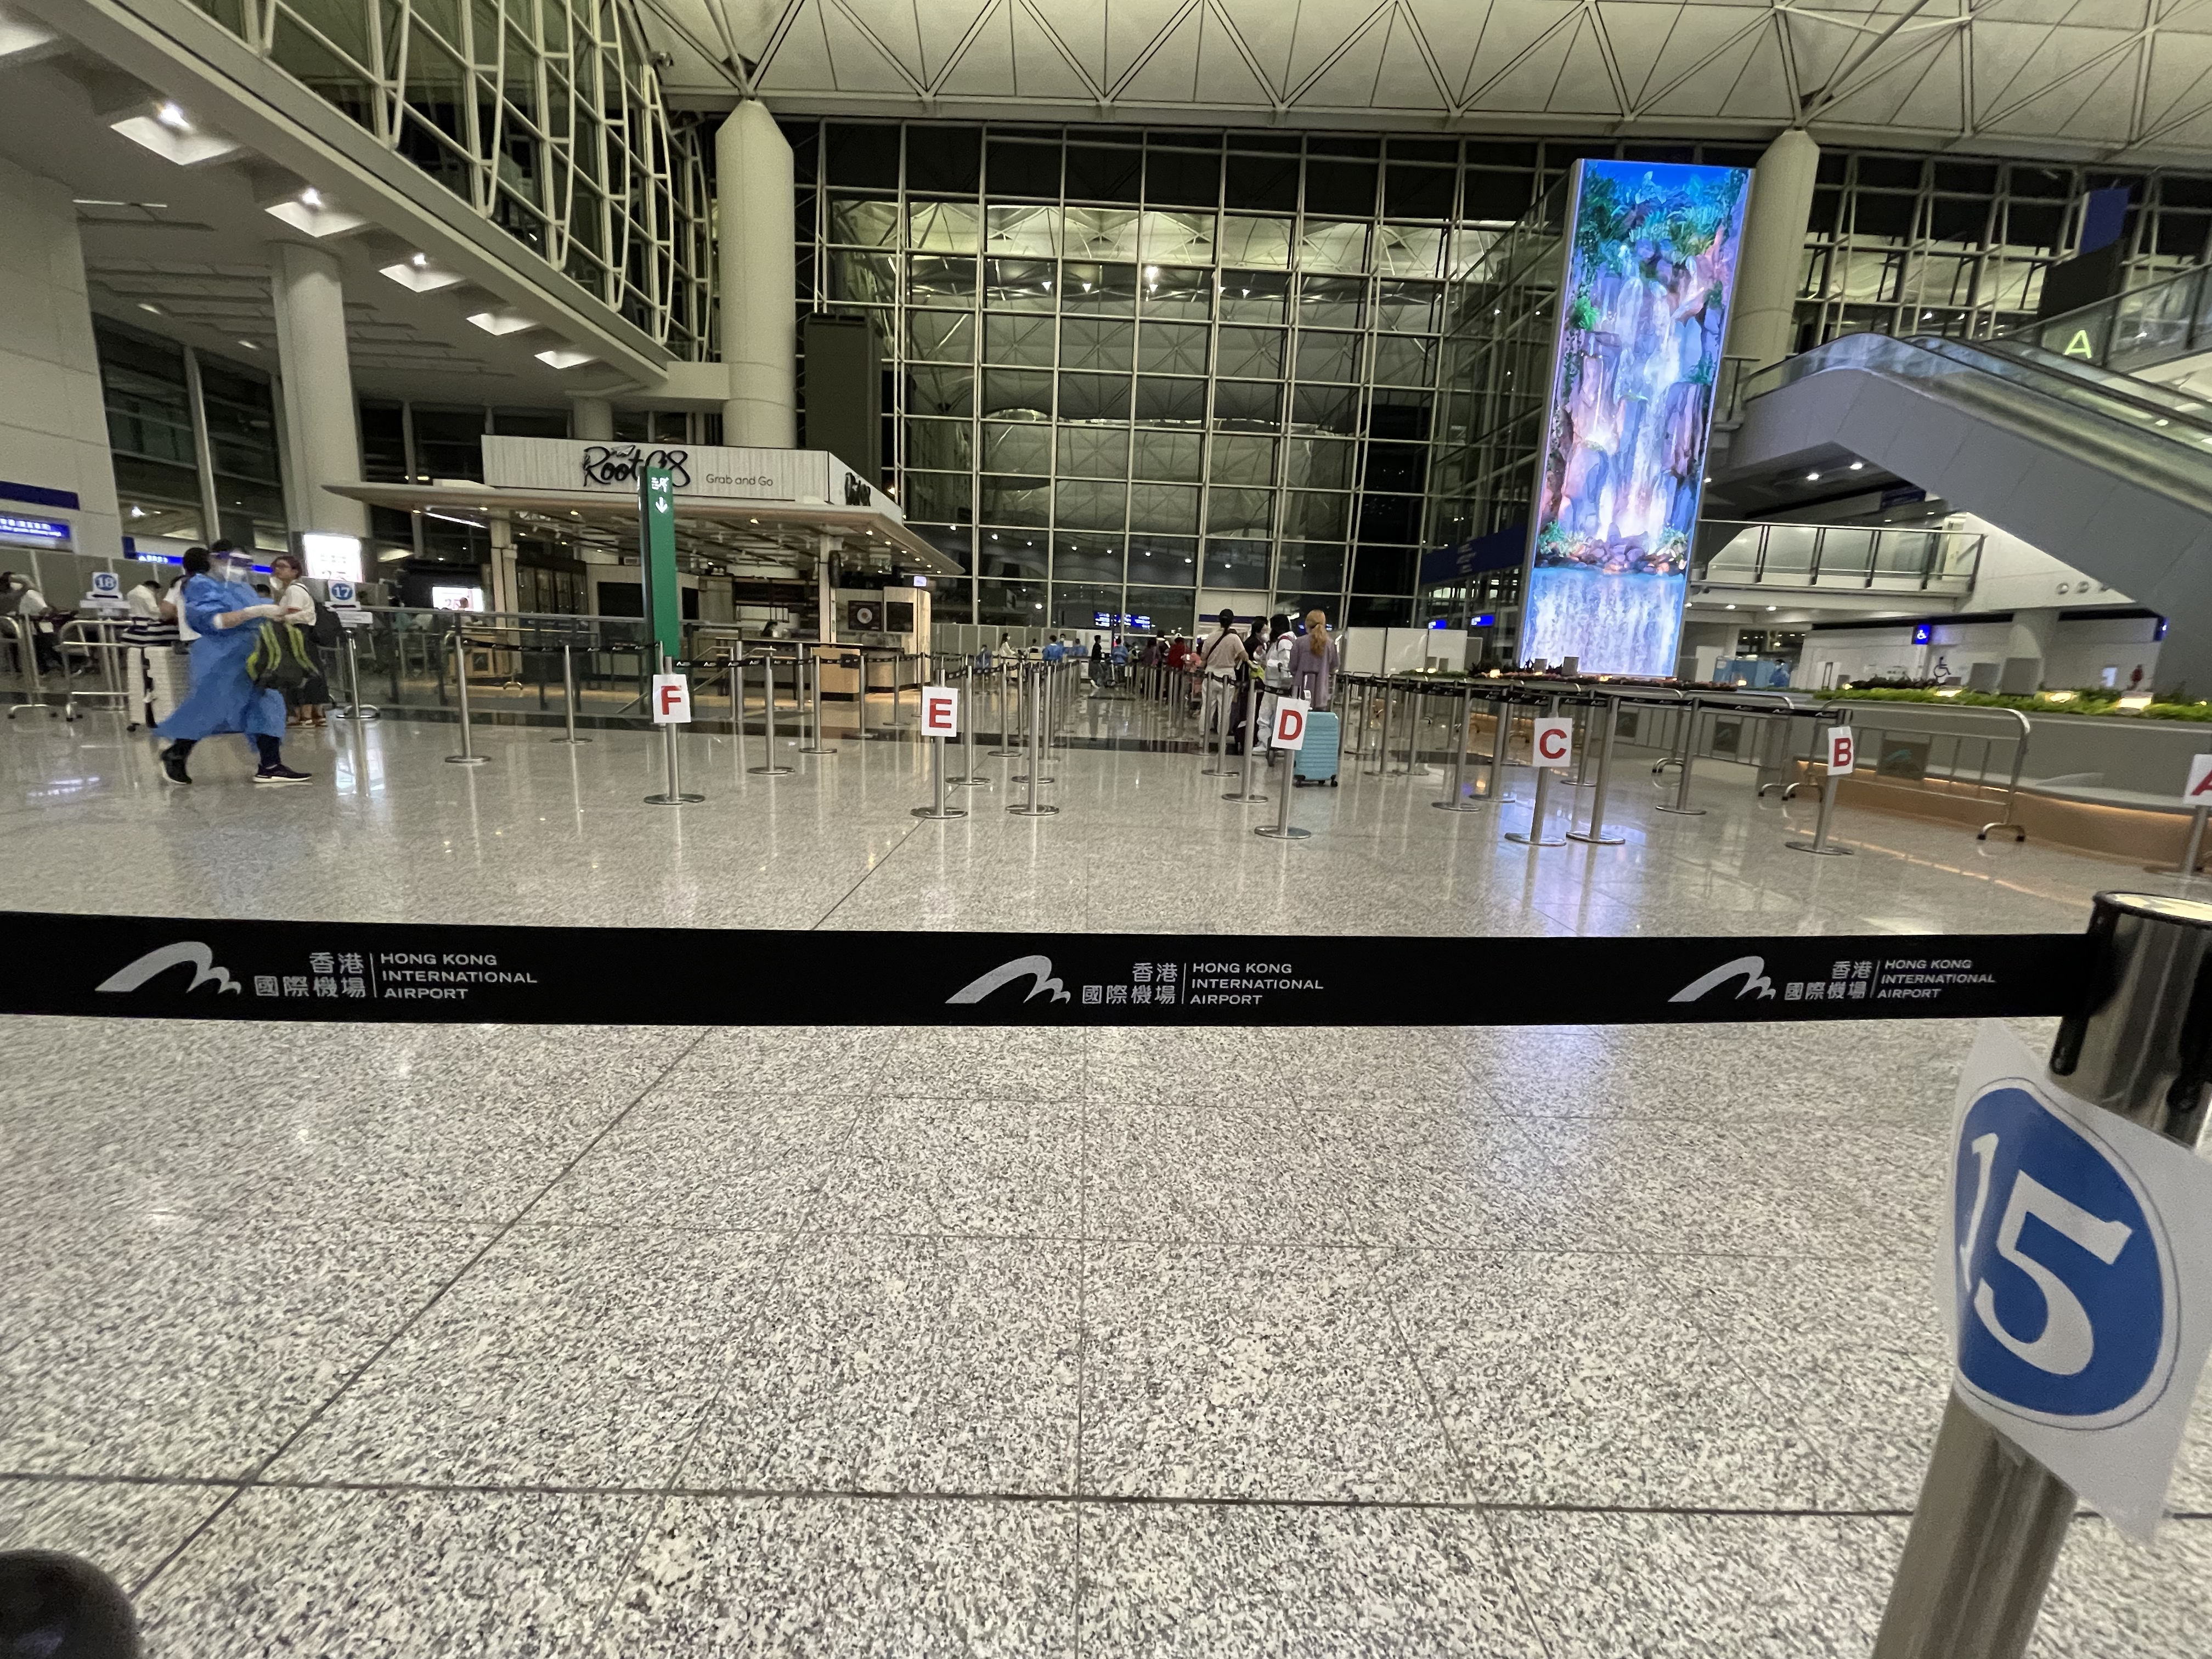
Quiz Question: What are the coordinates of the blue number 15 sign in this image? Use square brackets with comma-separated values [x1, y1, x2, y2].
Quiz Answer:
[1943, 1022, 2212, 1540]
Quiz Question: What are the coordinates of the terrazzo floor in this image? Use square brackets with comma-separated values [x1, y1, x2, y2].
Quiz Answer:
[3, 692, 2209, 1656]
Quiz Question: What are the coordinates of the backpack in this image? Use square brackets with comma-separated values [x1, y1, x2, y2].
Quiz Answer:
[246, 619, 314, 690]
[307, 602, 340, 648]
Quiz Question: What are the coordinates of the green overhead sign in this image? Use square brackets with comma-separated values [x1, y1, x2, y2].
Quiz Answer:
[638, 466, 680, 665]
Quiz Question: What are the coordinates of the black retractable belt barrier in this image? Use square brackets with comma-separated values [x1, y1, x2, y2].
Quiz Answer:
[0, 911, 2090, 1028]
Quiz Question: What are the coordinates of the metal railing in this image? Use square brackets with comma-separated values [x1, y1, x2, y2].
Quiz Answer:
[1692, 520, 1983, 594]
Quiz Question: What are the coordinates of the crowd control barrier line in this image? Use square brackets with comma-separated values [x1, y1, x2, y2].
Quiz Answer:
[10, 909, 2091, 1027]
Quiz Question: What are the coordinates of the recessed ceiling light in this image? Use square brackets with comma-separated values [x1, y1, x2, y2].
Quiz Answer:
[1806, 471, 1821, 481]
[411, 252, 427, 267]
[156, 102, 189, 131]
[300, 187, 321, 207]
[238, 340, 259, 349]
[1849, 460, 1865, 470]
[137, 302, 161, 314]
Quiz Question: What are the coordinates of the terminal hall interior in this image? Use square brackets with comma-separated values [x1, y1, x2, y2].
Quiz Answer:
[13, 1, 2212, 1655]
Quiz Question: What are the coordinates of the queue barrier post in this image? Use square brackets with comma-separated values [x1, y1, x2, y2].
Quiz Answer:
[1872, 892, 2212, 1659]
[912, 676, 967, 821]
[1654, 696, 1706, 816]
[1567, 694, 1626, 845]
[2179, 804, 2210, 877]
[991, 663, 1020, 758]
[1785, 762, 1853, 856]
[951, 658, 987, 787]
[547, 637, 584, 743]
[1009, 663, 1059, 817]
[1506, 702, 1567, 847]
[800, 651, 835, 756]
[1225, 674, 1268, 805]
[1255, 719, 1311, 842]
[1484, 696, 1512, 804]
[748, 651, 792, 777]
[1434, 683, 1483, 812]
[644, 649, 705, 806]
[1373, 679, 1395, 776]
[1201, 672, 1237, 776]
[445, 630, 487, 766]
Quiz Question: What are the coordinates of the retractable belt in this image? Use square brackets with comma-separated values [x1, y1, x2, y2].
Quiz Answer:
[0, 911, 2089, 1027]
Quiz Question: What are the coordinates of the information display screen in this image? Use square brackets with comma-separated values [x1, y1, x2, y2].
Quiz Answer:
[1519, 161, 1750, 678]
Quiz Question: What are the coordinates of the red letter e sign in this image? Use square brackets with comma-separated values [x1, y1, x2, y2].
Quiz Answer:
[922, 685, 960, 737]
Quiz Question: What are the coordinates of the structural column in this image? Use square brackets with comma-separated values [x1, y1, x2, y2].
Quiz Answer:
[1726, 129, 1820, 375]
[571, 397, 614, 441]
[716, 100, 797, 448]
[267, 242, 368, 537]
[487, 509, 517, 616]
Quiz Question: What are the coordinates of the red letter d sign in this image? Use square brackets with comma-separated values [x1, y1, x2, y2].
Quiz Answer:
[1272, 696, 1311, 751]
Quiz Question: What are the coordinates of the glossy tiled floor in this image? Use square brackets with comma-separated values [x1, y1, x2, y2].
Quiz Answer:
[3, 691, 2209, 1656]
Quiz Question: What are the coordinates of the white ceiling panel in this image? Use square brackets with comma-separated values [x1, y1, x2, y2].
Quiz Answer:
[641, 0, 2212, 165]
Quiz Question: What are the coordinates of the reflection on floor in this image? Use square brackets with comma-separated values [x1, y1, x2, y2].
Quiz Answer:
[3, 699, 2208, 1656]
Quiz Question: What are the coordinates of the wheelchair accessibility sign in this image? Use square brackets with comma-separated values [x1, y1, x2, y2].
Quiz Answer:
[1942, 1022, 2212, 1539]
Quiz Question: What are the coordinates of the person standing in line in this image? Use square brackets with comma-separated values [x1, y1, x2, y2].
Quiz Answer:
[154, 542, 311, 786]
[1288, 607, 1340, 787]
[268, 552, 330, 727]
[1198, 608, 1250, 751]
[123, 567, 182, 729]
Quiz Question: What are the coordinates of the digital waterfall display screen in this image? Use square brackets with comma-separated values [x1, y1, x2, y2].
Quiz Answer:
[1519, 161, 1750, 677]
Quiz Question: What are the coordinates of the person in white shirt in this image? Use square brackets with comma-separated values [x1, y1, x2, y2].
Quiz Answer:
[1197, 607, 1250, 752]
[268, 552, 329, 727]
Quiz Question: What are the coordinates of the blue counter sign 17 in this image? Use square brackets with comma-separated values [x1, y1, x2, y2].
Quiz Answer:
[1942, 1022, 2212, 1539]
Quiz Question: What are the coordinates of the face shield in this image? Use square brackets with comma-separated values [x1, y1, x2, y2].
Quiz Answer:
[213, 553, 255, 585]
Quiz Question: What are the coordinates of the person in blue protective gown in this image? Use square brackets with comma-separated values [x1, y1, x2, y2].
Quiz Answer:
[155, 542, 311, 786]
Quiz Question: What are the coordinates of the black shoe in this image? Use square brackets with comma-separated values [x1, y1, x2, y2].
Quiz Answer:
[253, 764, 311, 786]
[160, 747, 191, 786]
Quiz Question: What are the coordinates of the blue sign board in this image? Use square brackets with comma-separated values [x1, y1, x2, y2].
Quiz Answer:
[0, 513, 70, 544]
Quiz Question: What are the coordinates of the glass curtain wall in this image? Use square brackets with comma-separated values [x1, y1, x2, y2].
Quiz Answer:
[1796, 151, 2212, 347]
[95, 318, 287, 551]
[185, 0, 714, 355]
[792, 120, 1491, 633]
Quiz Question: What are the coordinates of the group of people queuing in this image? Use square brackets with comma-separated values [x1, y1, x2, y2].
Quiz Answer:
[5, 540, 327, 786]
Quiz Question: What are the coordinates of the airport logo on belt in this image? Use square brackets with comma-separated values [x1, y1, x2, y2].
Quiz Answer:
[946, 955, 1071, 1006]
[95, 941, 240, 996]
[1669, 955, 1776, 1003]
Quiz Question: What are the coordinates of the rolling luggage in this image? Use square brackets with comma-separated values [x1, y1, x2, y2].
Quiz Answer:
[1293, 709, 1340, 784]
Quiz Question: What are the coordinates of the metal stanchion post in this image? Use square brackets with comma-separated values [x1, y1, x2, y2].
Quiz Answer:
[1010, 664, 1059, 817]
[1873, 891, 2212, 1659]
[990, 664, 1020, 757]
[2180, 805, 2210, 877]
[952, 660, 987, 787]
[644, 650, 703, 805]
[549, 638, 586, 743]
[1434, 684, 1483, 812]
[749, 653, 792, 776]
[1654, 697, 1706, 816]
[912, 676, 967, 820]
[1567, 695, 1626, 844]
[336, 627, 381, 723]
[1225, 675, 1268, 805]
[800, 651, 834, 755]
[1485, 697, 1512, 803]
[1785, 762, 1853, 856]
[1373, 680, 1395, 775]
[1506, 701, 1566, 846]
[1200, 673, 1236, 776]
[445, 631, 487, 765]
[1255, 732, 1311, 841]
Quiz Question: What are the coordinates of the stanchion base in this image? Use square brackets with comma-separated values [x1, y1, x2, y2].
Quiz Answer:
[1431, 798, 1486, 812]
[950, 775, 990, 788]
[445, 754, 488, 766]
[1009, 804, 1060, 817]
[549, 735, 591, 744]
[1784, 839, 1853, 856]
[912, 805, 969, 820]
[1200, 765, 1237, 777]
[1223, 789, 1269, 804]
[1565, 829, 1626, 845]
[798, 744, 836, 755]
[1011, 773, 1056, 785]
[747, 765, 795, 776]
[988, 747, 1023, 758]
[333, 708, 382, 722]
[644, 792, 706, 805]
[1255, 824, 1312, 840]
[1654, 805, 1707, 816]
[1505, 831, 1567, 846]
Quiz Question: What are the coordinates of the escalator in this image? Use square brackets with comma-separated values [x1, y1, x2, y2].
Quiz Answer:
[1720, 329, 2212, 692]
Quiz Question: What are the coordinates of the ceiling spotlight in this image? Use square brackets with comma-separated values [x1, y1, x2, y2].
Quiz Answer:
[410, 252, 427, 267]
[156, 102, 189, 131]
[1767, 605, 1777, 612]
[137, 302, 161, 314]
[1725, 602, 1736, 610]
[238, 340, 259, 349]
[1849, 460, 1865, 471]
[1806, 471, 1821, 481]
[300, 187, 321, 207]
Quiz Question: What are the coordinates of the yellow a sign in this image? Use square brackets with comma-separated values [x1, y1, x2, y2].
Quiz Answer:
[2063, 329, 2096, 359]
